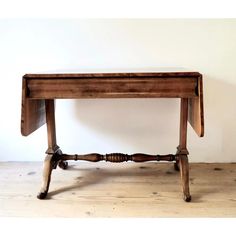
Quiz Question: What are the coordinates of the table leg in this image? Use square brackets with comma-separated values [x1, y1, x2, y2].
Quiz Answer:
[37, 99, 67, 199]
[176, 98, 191, 202]
[179, 154, 191, 202]
[37, 154, 53, 199]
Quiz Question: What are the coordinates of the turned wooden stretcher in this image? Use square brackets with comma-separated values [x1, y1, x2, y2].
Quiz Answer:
[21, 70, 204, 201]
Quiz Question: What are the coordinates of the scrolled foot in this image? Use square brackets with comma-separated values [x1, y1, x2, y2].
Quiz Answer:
[183, 195, 192, 202]
[37, 191, 48, 199]
[58, 161, 68, 170]
[37, 154, 53, 200]
[179, 154, 191, 202]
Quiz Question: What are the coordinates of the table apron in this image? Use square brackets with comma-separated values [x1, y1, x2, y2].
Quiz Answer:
[26, 77, 198, 99]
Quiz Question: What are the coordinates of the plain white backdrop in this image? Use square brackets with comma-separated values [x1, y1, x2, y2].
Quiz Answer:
[0, 19, 236, 162]
[0, 0, 236, 234]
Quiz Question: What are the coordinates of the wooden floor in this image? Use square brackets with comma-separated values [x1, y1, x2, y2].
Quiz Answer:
[0, 161, 235, 217]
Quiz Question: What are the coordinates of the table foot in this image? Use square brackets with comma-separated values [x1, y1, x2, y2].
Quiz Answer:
[179, 154, 191, 202]
[37, 191, 48, 199]
[183, 194, 192, 202]
[58, 160, 68, 170]
[37, 154, 54, 200]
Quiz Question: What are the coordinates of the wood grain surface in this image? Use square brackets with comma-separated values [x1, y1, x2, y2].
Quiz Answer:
[0, 162, 235, 217]
[21, 71, 204, 137]
[188, 74, 204, 137]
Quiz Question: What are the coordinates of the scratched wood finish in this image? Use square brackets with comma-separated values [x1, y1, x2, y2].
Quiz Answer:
[21, 71, 204, 137]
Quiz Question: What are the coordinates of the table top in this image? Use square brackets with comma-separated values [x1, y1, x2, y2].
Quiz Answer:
[23, 68, 201, 78]
[21, 68, 204, 138]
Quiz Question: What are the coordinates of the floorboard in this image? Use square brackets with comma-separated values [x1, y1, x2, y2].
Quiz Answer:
[0, 162, 235, 217]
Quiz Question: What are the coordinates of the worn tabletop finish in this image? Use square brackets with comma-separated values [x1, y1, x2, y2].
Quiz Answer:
[21, 69, 204, 201]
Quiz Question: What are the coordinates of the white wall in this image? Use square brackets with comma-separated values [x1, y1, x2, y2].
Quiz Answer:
[0, 19, 236, 162]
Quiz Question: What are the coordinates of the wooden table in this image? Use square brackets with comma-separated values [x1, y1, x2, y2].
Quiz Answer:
[21, 70, 204, 202]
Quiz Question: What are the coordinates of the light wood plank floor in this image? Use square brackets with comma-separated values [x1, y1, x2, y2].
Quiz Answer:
[0, 162, 235, 217]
